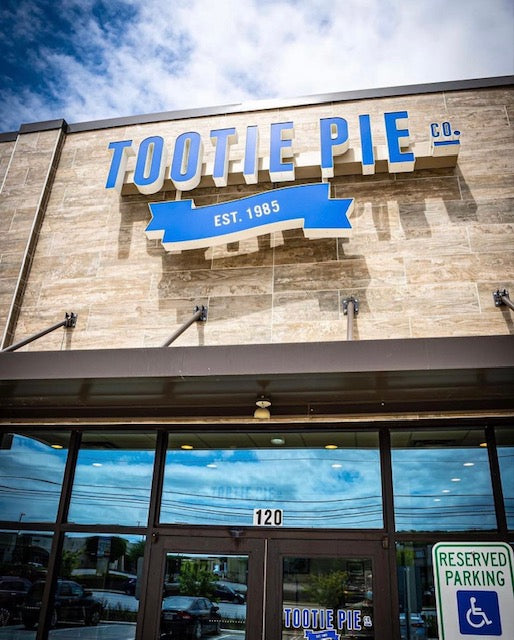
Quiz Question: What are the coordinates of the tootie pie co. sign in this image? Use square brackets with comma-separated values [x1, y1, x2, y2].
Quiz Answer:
[105, 110, 461, 251]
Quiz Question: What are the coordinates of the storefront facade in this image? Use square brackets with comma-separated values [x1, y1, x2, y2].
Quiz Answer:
[0, 76, 513, 639]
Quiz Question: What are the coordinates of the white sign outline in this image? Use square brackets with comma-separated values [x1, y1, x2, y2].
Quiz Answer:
[432, 542, 514, 639]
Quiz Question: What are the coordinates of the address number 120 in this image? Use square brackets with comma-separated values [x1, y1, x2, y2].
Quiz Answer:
[253, 508, 283, 526]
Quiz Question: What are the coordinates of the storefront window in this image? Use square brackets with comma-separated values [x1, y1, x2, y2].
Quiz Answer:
[396, 542, 438, 639]
[0, 431, 70, 523]
[0, 530, 52, 637]
[496, 427, 514, 530]
[161, 431, 382, 528]
[41, 533, 144, 638]
[391, 429, 496, 531]
[68, 431, 156, 526]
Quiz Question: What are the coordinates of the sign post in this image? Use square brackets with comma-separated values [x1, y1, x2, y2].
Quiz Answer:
[432, 542, 514, 639]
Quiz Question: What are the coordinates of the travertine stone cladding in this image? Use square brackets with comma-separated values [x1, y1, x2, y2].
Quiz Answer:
[1, 86, 513, 350]
[0, 129, 62, 342]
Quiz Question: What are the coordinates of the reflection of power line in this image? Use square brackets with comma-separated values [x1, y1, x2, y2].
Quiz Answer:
[162, 489, 383, 503]
[0, 474, 61, 485]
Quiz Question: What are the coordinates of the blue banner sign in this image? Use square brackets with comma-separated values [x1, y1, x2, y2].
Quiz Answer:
[305, 631, 340, 640]
[146, 183, 353, 252]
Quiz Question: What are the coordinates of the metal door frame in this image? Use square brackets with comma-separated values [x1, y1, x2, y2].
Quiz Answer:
[141, 528, 392, 640]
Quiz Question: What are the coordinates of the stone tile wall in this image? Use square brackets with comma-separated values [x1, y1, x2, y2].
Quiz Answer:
[1, 85, 512, 350]
[0, 128, 64, 345]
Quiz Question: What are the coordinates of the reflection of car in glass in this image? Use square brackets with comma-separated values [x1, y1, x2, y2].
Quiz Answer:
[123, 577, 136, 595]
[214, 582, 245, 604]
[400, 612, 427, 639]
[21, 579, 104, 629]
[0, 576, 32, 626]
[161, 595, 221, 638]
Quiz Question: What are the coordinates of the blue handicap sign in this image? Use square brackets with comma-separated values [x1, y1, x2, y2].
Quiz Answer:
[457, 591, 502, 636]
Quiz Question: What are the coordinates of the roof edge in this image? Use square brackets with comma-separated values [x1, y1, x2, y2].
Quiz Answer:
[3, 75, 513, 137]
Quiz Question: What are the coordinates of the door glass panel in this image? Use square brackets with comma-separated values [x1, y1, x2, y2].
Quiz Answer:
[282, 556, 374, 638]
[161, 431, 382, 528]
[160, 552, 248, 639]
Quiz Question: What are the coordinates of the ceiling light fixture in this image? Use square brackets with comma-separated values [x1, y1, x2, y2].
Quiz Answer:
[254, 396, 271, 419]
[271, 437, 285, 445]
[181, 444, 194, 450]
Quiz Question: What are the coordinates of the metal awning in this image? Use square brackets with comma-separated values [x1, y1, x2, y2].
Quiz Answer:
[0, 335, 513, 420]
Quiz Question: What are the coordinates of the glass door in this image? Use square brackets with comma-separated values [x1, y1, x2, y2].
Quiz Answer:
[266, 538, 391, 640]
[143, 534, 265, 640]
[143, 534, 391, 640]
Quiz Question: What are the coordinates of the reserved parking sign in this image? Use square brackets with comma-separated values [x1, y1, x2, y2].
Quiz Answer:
[433, 543, 514, 639]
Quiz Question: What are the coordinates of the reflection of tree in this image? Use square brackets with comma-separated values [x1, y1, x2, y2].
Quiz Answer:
[306, 570, 348, 613]
[179, 561, 216, 599]
[85, 536, 127, 563]
[60, 550, 81, 578]
[127, 539, 145, 570]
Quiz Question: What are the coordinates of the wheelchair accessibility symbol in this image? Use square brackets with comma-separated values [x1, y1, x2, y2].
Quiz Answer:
[457, 591, 502, 635]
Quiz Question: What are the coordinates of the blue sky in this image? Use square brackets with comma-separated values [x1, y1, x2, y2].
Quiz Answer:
[1, 0, 513, 133]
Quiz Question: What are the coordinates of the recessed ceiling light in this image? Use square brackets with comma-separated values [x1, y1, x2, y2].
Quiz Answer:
[442, 489, 450, 493]
[434, 498, 441, 502]
[206, 463, 217, 468]
[325, 444, 338, 450]
[451, 478, 461, 482]
[271, 438, 285, 445]
[331, 464, 342, 469]
[479, 442, 487, 448]
[50, 444, 63, 449]
[92, 463, 102, 467]
[463, 462, 475, 467]
[181, 444, 194, 450]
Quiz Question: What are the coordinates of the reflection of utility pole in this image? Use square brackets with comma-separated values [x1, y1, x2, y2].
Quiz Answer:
[17, 512, 26, 537]
[404, 566, 412, 640]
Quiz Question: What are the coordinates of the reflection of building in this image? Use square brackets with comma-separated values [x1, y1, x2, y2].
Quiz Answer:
[0, 76, 513, 639]
[0, 532, 52, 572]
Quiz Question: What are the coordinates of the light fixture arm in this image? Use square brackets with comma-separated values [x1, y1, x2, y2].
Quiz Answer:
[342, 296, 359, 341]
[493, 289, 514, 311]
[1, 312, 77, 353]
[162, 305, 208, 347]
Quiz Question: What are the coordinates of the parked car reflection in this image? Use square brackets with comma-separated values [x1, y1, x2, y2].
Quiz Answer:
[214, 582, 245, 604]
[21, 579, 104, 629]
[0, 576, 31, 626]
[161, 595, 221, 638]
[399, 612, 427, 639]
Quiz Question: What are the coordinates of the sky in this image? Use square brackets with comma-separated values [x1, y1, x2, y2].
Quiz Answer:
[0, 0, 513, 133]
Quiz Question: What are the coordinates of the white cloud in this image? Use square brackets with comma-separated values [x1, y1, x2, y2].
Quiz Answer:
[1, 0, 513, 130]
